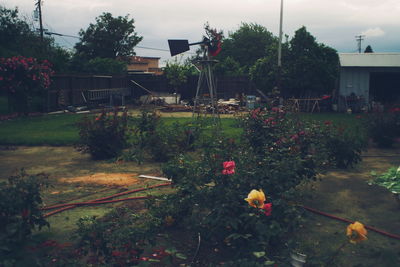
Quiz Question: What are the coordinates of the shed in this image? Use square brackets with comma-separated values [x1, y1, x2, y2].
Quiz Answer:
[338, 53, 400, 111]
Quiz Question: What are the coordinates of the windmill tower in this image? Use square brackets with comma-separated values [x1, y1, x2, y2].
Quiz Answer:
[168, 26, 222, 122]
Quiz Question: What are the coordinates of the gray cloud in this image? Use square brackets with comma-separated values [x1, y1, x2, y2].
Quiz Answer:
[3, 0, 400, 64]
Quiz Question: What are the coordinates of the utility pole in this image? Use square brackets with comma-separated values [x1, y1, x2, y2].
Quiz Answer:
[355, 35, 365, 53]
[276, 0, 284, 95]
[278, 0, 284, 68]
[35, 0, 44, 44]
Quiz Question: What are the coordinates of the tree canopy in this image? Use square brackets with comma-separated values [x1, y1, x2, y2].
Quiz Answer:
[74, 12, 143, 60]
[249, 26, 339, 97]
[364, 45, 373, 53]
[215, 23, 277, 75]
[0, 5, 71, 72]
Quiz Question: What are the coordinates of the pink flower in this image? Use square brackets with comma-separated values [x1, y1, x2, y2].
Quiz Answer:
[222, 161, 235, 175]
[324, 120, 332, 126]
[262, 203, 272, 216]
[112, 250, 124, 257]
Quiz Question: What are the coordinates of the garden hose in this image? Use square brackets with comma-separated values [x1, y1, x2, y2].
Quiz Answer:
[41, 182, 400, 241]
[300, 205, 400, 240]
[42, 182, 172, 217]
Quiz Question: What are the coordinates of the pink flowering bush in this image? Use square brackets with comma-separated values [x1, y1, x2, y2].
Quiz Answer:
[0, 56, 54, 113]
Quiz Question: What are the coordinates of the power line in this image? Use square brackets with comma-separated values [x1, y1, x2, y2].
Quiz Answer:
[136, 45, 169, 52]
[43, 32, 195, 55]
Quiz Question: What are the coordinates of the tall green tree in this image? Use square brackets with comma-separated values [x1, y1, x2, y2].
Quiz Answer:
[0, 5, 71, 72]
[364, 45, 373, 53]
[249, 26, 338, 97]
[286, 26, 339, 97]
[215, 23, 277, 75]
[249, 43, 289, 95]
[74, 12, 142, 60]
[164, 58, 197, 103]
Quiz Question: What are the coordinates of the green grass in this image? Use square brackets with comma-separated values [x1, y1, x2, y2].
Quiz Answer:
[0, 112, 361, 146]
[0, 114, 85, 145]
[0, 96, 9, 115]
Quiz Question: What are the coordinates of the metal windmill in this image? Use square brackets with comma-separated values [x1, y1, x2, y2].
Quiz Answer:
[168, 27, 222, 121]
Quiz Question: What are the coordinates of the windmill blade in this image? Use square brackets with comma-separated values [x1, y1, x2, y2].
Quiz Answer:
[168, 39, 190, 56]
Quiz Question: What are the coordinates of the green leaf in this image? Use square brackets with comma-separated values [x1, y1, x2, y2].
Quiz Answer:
[253, 251, 266, 258]
[175, 253, 187, 260]
[264, 260, 275, 265]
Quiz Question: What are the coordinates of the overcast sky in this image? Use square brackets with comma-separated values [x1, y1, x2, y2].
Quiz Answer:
[3, 0, 400, 65]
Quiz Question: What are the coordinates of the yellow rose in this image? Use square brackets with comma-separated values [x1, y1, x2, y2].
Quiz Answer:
[244, 189, 266, 208]
[346, 221, 367, 244]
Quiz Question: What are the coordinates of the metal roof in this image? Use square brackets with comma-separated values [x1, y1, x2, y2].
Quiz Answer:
[339, 53, 400, 67]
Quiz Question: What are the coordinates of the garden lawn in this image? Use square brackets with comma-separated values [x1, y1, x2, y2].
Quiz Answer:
[0, 111, 360, 146]
[0, 112, 241, 146]
[0, 114, 85, 145]
[0, 96, 8, 114]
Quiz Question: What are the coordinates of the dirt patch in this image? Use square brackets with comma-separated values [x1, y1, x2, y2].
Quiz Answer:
[58, 172, 140, 186]
[0, 146, 160, 180]
[295, 147, 400, 266]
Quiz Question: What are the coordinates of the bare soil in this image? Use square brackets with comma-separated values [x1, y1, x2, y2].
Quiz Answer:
[0, 145, 399, 265]
[295, 147, 400, 266]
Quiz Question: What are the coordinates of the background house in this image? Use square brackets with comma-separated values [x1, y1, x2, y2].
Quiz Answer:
[126, 56, 163, 75]
[338, 53, 400, 111]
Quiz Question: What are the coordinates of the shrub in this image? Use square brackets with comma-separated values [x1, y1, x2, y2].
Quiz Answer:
[74, 208, 162, 266]
[364, 111, 400, 148]
[154, 109, 332, 260]
[318, 121, 367, 168]
[0, 170, 49, 261]
[0, 56, 54, 114]
[77, 109, 128, 159]
[129, 110, 204, 162]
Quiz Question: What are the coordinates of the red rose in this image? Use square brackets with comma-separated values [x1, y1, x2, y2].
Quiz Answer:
[262, 203, 272, 216]
[222, 161, 235, 175]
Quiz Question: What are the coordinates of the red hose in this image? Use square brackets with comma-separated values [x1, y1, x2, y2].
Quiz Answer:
[43, 182, 172, 218]
[301, 205, 400, 240]
[43, 196, 149, 217]
[42, 182, 171, 211]
[42, 182, 400, 241]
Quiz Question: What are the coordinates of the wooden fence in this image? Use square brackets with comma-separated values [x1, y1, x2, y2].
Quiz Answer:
[46, 74, 257, 111]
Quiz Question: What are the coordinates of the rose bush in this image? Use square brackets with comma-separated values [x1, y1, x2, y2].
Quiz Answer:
[153, 109, 337, 261]
[0, 170, 49, 263]
[0, 56, 54, 114]
[77, 109, 128, 160]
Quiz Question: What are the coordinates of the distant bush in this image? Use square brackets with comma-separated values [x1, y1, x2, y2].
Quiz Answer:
[83, 57, 127, 75]
[364, 110, 400, 148]
[0, 170, 49, 262]
[318, 120, 367, 168]
[127, 110, 204, 162]
[77, 110, 128, 159]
